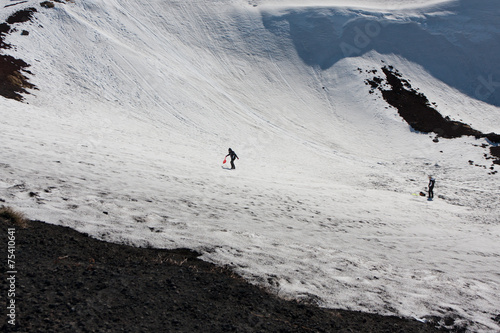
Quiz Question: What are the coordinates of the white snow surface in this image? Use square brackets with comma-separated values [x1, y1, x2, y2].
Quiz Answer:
[1, 0, 499, 331]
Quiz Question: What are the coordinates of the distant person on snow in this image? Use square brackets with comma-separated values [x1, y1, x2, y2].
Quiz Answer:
[428, 176, 436, 199]
[226, 148, 239, 169]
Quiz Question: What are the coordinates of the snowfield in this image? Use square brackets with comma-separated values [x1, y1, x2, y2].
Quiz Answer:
[1, 0, 499, 331]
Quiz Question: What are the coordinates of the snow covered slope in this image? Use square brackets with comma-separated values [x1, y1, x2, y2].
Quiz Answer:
[1, 0, 499, 331]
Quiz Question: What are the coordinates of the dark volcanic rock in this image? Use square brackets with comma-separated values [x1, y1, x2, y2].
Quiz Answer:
[365, 65, 500, 171]
[0, 218, 449, 332]
[375, 66, 488, 140]
[366, 66, 500, 143]
[491, 146, 500, 164]
[6, 8, 38, 25]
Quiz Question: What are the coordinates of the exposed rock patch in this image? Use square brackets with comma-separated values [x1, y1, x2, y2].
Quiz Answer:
[364, 65, 500, 170]
[6, 7, 37, 24]
[0, 7, 39, 101]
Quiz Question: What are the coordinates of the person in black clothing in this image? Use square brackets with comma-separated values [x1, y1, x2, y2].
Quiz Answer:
[428, 176, 436, 199]
[226, 148, 239, 169]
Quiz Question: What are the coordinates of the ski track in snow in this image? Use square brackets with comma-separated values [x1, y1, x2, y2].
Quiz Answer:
[1, 0, 499, 332]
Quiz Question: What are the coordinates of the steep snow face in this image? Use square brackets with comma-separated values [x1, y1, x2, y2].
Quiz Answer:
[1, 0, 499, 331]
[254, 0, 455, 10]
[261, 0, 500, 106]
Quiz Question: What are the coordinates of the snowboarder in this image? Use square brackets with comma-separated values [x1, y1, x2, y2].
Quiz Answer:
[225, 148, 239, 170]
[428, 176, 436, 199]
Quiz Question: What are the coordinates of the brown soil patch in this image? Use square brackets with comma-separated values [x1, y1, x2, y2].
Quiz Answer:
[0, 54, 36, 101]
[0, 8, 38, 101]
